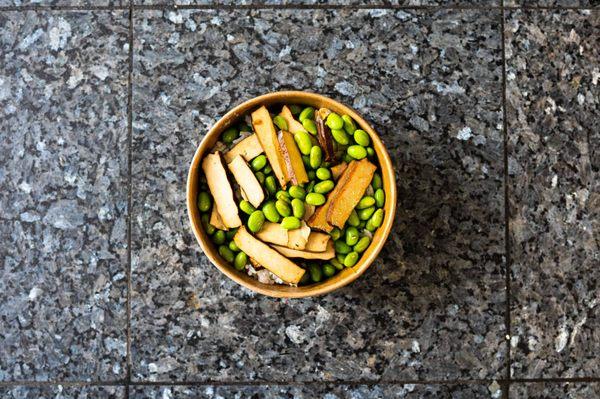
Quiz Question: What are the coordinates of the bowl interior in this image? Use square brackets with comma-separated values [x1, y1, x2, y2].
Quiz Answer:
[187, 91, 396, 298]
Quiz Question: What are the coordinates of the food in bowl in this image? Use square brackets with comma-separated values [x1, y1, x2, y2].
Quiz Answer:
[196, 103, 386, 286]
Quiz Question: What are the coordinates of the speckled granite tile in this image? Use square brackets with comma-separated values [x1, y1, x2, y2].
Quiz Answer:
[130, 383, 500, 398]
[134, 0, 499, 6]
[0, 385, 126, 399]
[506, 10, 599, 378]
[131, 8, 505, 381]
[0, 11, 129, 380]
[0, 0, 125, 6]
[510, 382, 600, 398]
[505, 0, 599, 7]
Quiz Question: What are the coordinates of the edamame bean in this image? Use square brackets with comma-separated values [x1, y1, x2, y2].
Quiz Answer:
[316, 167, 331, 180]
[335, 240, 351, 255]
[306, 180, 316, 193]
[322, 263, 336, 277]
[326, 113, 344, 130]
[225, 228, 238, 240]
[275, 200, 292, 217]
[313, 180, 334, 194]
[288, 185, 306, 200]
[309, 146, 322, 169]
[374, 189, 385, 208]
[347, 210, 360, 227]
[289, 104, 302, 115]
[299, 107, 315, 122]
[354, 236, 371, 253]
[238, 124, 252, 133]
[299, 271, 311, 285]
[310, 264, 322, 282]
[281, 216, 301, 230]
[221, 127, 239, 144]
[343, 153, 353, 163]
[265, 175, 277, 195]
[367, 147, 375, 158]
[234, 251, 248, 270]
[302, 155, 311, 168]
[337, 253, 346, 263]
[342, 115, 357, 135]
[345, 227, 359, 246]
[330, 227, 342, 241]
[239, 200, 256, 215]
[247, 210, 265, 233]
[330, 258, 344, 270]
[356, 196, 376, 209]
[305, 193, 326, 206]
[358, 206, 376, 220]
[262, 201, 280, 223]
[371, 173, 382, 190]
[302, 119, 317, 135]
[347, 145, 367, 160]
[197, 191, 211, 213]
[358, 220, 366, 229]
[201, 213, 216, 235]
[212, 230, 226, 245]
[276, 190, 291, 202]
[228, 240, 240, 252]
[344, 251, 359, 267]
[307, 170, 316, 180]
[291, 198, 305, 219]
[255, 171, 265, 184]
[294, 131, 312, 155]
[251, 155, 267, 171]
[263, 164, 272, 175]
[219, 245, 235, 263]
[331, 128, 350, 145]
[369, 209, 384, 228]
[353, 129, 370, 146]
[273, 115, 288, 131]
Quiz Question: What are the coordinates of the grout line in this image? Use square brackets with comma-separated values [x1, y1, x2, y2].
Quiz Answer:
[126, 0, 134, 397]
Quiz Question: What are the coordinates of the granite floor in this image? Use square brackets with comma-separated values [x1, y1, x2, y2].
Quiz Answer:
[0, 1, 597, 398]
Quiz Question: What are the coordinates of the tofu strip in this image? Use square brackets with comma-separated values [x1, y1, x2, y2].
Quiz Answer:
[228, 155, 265, 208]
[202, 152, 241, 228]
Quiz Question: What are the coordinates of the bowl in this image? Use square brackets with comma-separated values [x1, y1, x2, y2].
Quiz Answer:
[187, 91, 396, 298]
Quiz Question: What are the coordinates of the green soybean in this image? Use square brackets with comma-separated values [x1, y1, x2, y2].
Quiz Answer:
[265, 176, 278, 195]
[276, 190, 291, 202]
[347, 210, 360, 227]
[218, 245, 235, 263]
[239, 200, 256, 215]
[275, 200, 292, 217]
[305, 193, 326, 206]
[306, 180, 316, 193]
[307, 170, 316, 180]
[354, 236, 371, 253]
[353, 129, 370, 146]
[225, 228, 238, 240]
[374, 189, 385, 208]
[228, 240, 240, 252]
[289, 104, 302, 115]
[344, 251, 359, 267]
[309, 146, 322, 169]
[309, 264, 322, 282]
[247, 210, 266, 233]
[335, 240, 351, 255]
[238, 124, 252, 133]
[330, 227, 342, 241]
[234, 251, 248, 270]
[358, 220, 367, 229]
[365, 218, 377, 232]
[313, 180, 334, 194]
[342, 115, 357, 135]
[356, 196, 376, 209]
[197, 191, 212, 213]
[302, 155, 311, 168]
[262, 201, 280, 223]
[251, 155, 267, 171]
[201, 213, 216, 235]
[347, 145, 367, 160]
[358, 206, 376, 220]
[294, 131, 313, 155]
[331, 128, 350, 145]
[299, 107, 315, 122]
[263, 164, 272, 175]
[330, 258, 344, 270]
[326, 113, 344, 130]
[255, 171, 265, 184]
[336, 253, 346, 264]
[221, 127, 239, 144]
[302, 119, 317, 135]
[322, 263, 336, 277]
[343, 153, 353, 163]
[291, 198, 305, 219]
[288, 185, 306, 200]
[345, 227, 359, 246]
[367, 147, 375, 158]
[370, 208, 384, 228]
[316, 167, 331, 180]
[281, 216, 301, 230]
[212, 230, 226, 245]
[273, 115, 288, 131]
[299, 271, 311, 285]
[371, 173, 382, 190]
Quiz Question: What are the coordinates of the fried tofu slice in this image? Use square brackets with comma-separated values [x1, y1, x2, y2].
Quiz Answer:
[278, 130, 309, 185]
[202, 152, 241, 228]
[210, 205, 227, 231]
[227, 155, 265, 208]
[255, 222, 289, 246]
[251, 106, 288, 188]
[330, 161, 348, 180]
[234, 227, 305, 284]
[278, 105, 307, 134]
[304, 232, 330, 252]
[286, 221, 311, 250]
[224, 134, 263, 163]
[271, 240, 335, 260]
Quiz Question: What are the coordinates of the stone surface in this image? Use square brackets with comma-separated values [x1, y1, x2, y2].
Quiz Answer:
[510, 382, 600, 398]
[506, 10, 599, 378]
[0, 0, 124, 6]
[506, 0, 598, 6]
[135, 0, 499, 6]
[0, 386, 125, 399]
[0, 11, 129, 380]
[130, 383, 499, 398]
[131, 8, 505, 382]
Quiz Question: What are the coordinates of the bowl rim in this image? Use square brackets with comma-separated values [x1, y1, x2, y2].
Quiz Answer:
[186, 90, 396, 298]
